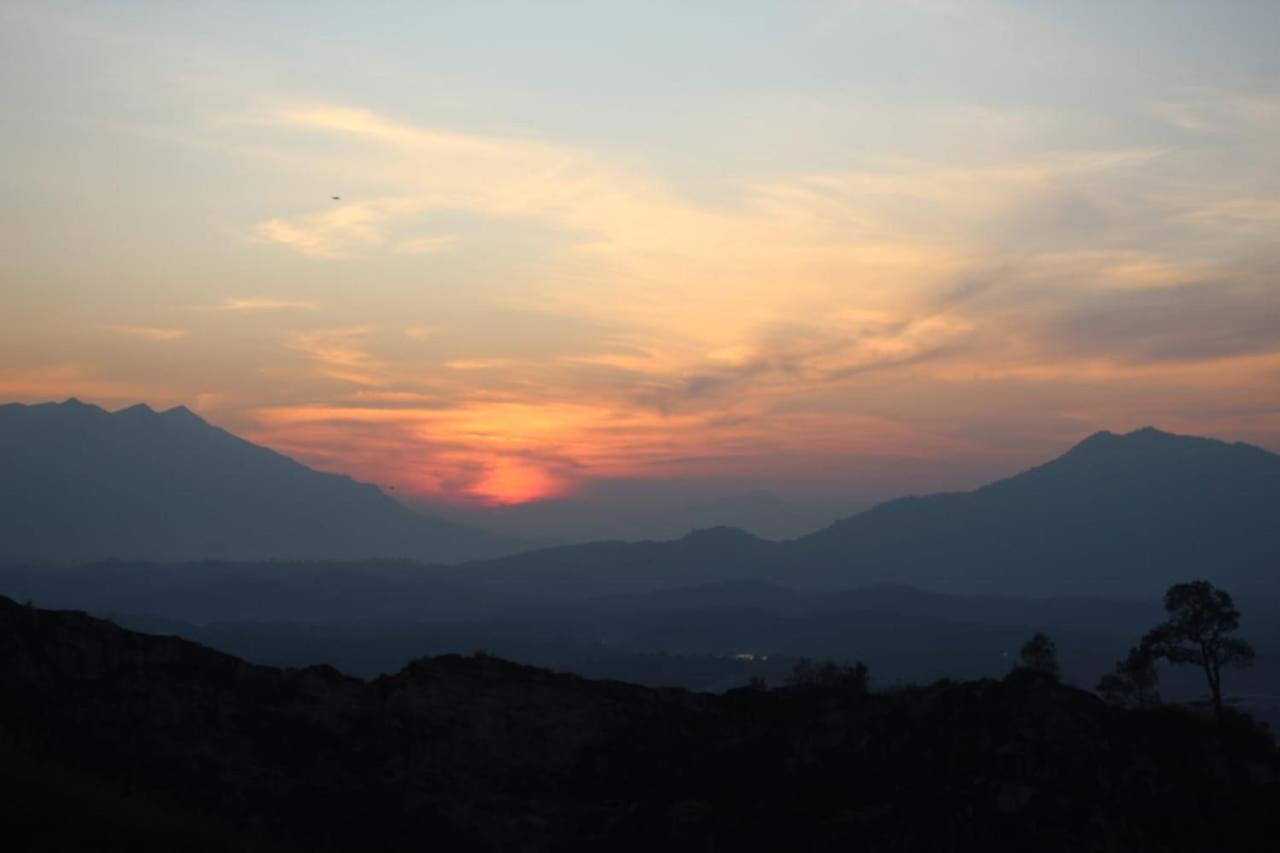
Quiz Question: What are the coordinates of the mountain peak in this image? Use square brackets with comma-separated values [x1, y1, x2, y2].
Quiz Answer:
[1075, 425, 1166, 442]
[56, 397, 105, 414]
[677, 526, 762, 546]
[799, 424, 1280, 596]
[1066, 426, 1211, 458]
[115, 402, 157, 418]
[1117, 426, 1184, 444]
[160, 404, 205, 424]
[1069, 429, 1116, 449]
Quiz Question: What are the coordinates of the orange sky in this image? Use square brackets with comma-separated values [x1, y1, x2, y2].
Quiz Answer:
[2, 3, 1279, 505]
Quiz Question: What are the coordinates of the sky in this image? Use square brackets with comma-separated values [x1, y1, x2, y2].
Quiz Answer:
[2, 0, 1279, 508]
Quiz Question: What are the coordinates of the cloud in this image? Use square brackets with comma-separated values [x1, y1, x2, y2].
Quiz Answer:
[191, 297, 318, 311]
[0, 364, 177, 406]
[247, 105, 608, 260]
[203, 99, 1280, 500]
[350, 390, 449, 406]
[257, 219, 343, 258]
[1179, 199, 1280, 234]
[608, 312, 974, 414]
[444, 358, 518, 371]
[110, 326, 188, 341]
[286, 326, 390, 386]
[1033, 279, 1280, 365]
[242, 103, 1179, 381]
[256, 200, 426, 259]
[246, 388, 977, 506]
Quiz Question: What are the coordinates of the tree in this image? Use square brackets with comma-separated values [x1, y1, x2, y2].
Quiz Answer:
[1097, 644, 1160, 706]
[1018, 632, 1060, 679]
[1142, 580, 1254, 724]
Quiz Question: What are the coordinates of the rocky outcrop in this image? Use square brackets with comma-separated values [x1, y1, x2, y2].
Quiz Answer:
[2, 595, 1277, 852]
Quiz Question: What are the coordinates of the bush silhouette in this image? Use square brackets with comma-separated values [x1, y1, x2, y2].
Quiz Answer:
[787, 658, 869, 692]
[1097, 644, 1160, 706]
[1018, 632, 1060, 679]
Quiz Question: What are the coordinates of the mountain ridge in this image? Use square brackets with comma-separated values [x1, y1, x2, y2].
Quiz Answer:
[4, 402, 1279, 599]
[463, 426, 1280, 597]
[0, 399, 517, 563]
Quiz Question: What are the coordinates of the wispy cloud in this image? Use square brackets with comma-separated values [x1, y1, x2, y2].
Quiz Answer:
[109, 326, 188, 341]
[0, 364, 177, 406]
[256, 200, 424, 259]
[286, 326, 390, 386]
[190, 297, 318, 311]
[212, 97, 1280, 502]
[1179, 199, 1280, 234]
[445, 358, 518, 371]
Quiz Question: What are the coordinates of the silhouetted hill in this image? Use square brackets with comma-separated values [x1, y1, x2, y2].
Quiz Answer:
[461, 525, 782, 599]
[792, 427, 1280, 595]
[2, 595, 1278, 852]
[417, 488, 846, 544]
[0, 399, 515, 563]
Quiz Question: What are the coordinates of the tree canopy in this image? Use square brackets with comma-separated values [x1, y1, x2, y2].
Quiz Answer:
[1141, 580, 1254, 723]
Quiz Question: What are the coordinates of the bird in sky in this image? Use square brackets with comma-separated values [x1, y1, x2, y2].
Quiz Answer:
[331, 196, 341, 201]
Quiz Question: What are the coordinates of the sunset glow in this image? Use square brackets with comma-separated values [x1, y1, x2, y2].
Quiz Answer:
[3, 2, 1279, 505]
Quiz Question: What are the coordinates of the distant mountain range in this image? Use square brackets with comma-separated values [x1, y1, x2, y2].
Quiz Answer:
[470, 426, 1280, 598]
[413, 488, 851, 545]
[0, 399, 516, 563]
[3, 399, 1278, 600]
[4, 406, 1279, 718]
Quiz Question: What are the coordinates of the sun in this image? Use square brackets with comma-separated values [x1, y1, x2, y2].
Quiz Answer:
[467, 456, 563, 506]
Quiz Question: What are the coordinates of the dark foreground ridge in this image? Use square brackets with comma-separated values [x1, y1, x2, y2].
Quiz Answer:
[2, 596, 1278, 852]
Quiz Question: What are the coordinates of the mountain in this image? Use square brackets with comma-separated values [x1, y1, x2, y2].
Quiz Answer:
[473, 525, 782, 598]
[4, 595, 1278, 852]
[3, 412, 1278, 600]
[458, 427, 1280, 598]
[790, 427, 1280, 595]
[417, 488, 848, 545]
[0, 399, 516, 563]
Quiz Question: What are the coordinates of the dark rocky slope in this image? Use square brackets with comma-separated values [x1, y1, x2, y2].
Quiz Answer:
[1, 595, 1277, 852]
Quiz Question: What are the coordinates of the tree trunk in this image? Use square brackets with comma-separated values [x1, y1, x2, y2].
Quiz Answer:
[1208, 656, 1223, 726]
[1201, 645, 1224, 726]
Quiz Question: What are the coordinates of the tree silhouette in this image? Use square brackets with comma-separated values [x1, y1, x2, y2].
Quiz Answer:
[1142, 580, 1254, 724]
[1018, 632, 1060, 679]
[1097, 644, 1160, 706]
